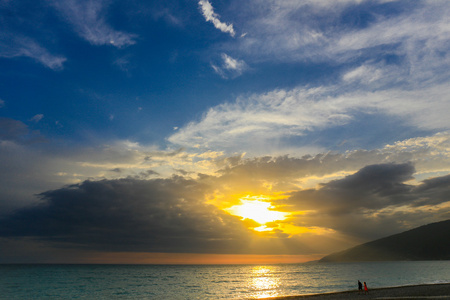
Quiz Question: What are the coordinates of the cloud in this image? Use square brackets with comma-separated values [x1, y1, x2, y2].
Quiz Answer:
[0, 176, 321, 255]
[30, 114, 44, 123]
[0, 34, 66, 70]
[342, 64, 383, 84]
[199, 0, 235, 37]
[1, 161, 449, 257]
[1, 117, 449, 214]
[0, 117, 48, 145]
[0, 99, 4, 108]
[0, 2, 66, 70]
[0, 124, 449, 257]
[217, 1, 449, 93]
[211, 53, 248, 79]
[284, 163, 450, 240]
[0, 133, 225, 214]
[205, 132, 450, 197]
[0, 177, 244, 252]
[168, 82, 450, 154]
[0, 118, 29, 142]
[233, 1, 448, 61]
[292, 163, 416, 213]
[50, 0, 136, 48]
[113, 55, 132, 73]
[173, 1, 450, 156]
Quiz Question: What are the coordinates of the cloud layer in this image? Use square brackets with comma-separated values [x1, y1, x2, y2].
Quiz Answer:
[1, 162, 449, 256]
[0, 177, 251, 253]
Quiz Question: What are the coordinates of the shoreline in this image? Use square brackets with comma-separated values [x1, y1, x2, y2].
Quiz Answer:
[260, 283, 450, 300]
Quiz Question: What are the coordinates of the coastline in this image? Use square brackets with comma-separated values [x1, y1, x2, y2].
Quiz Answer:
[260, 283, 450, 300]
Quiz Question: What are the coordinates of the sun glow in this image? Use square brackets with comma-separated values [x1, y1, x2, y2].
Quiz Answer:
[225, 196, 289, 231]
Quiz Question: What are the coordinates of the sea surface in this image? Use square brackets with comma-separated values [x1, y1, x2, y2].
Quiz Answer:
[1, 261, 450, 299]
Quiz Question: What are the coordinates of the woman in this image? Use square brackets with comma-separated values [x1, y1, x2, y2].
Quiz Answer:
[364, 281, 369, 294]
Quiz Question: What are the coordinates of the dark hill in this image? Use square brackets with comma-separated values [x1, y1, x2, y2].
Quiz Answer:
[320, 219, 450, 262]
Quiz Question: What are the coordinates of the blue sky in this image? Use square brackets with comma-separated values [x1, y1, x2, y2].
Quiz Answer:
[1, 0, 450, 263]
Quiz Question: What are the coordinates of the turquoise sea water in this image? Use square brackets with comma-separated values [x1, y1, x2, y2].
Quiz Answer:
[1, 261, 449, 299]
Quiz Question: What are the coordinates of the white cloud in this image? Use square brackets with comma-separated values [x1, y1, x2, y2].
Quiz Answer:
[342, 65, 383, 84]
[212, 53, 248, 79]
[50, 0, 136, 48]
[199, 0, 235, 37]
[222, 53, 246, 71]
[168, 83, 450, 154]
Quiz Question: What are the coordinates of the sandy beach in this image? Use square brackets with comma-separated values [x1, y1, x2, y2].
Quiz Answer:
[260, 283, 450, 300]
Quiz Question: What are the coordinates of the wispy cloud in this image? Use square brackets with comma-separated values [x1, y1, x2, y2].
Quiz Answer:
[0, 34, 66, 70]
[232, 1, 450, 84]
[211, 53, 248, 79]
[50, 0, 136, 48]
[30, 114, 44, 123]
[168, 81, 450, 154]
[113, 55, 132, 73]
[199, 0, 235, 37]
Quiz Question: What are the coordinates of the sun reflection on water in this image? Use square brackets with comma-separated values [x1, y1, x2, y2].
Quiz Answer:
[248, 266, 281, 299]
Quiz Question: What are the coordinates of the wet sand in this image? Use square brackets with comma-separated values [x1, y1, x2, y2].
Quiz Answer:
[260, 283, 450, 300]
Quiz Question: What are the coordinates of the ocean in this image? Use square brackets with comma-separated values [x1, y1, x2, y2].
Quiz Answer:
[1, 261, 449, 299]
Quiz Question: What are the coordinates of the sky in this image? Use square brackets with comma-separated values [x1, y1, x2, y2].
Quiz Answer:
[1, 0, 450, 264]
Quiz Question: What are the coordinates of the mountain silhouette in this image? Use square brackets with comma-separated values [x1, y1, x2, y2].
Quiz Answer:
[320, 219, 450, 262]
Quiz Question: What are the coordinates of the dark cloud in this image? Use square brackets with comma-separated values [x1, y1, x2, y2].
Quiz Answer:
[412, 174, 450, 206]
[129, 169, 160, 179]
[286, 163, 415, 213]
[0, 119, 52, 213]
[0, 177, 253, 253]
[0, 118, 46, 144]
[0, 118, 28, 142]
[284, 163, 450, 239]
[0, 176, 335, 257]
[174, 168, 193, 176]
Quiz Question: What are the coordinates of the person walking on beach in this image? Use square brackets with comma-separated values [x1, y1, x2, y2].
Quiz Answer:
[364, 281, 369, 294]
[358, 280, 363, 294]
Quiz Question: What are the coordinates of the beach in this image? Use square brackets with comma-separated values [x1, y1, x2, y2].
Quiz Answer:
[261, 283, 450, 300]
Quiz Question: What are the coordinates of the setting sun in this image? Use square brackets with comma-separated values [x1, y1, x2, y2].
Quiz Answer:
[225, 196, 289, 231]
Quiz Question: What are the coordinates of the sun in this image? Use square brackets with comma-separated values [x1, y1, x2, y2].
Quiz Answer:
[228, 200, 285, 224]
[225, 196, 289, 231]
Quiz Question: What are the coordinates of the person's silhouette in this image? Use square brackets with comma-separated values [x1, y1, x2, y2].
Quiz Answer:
[364, 281, 369, 294]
